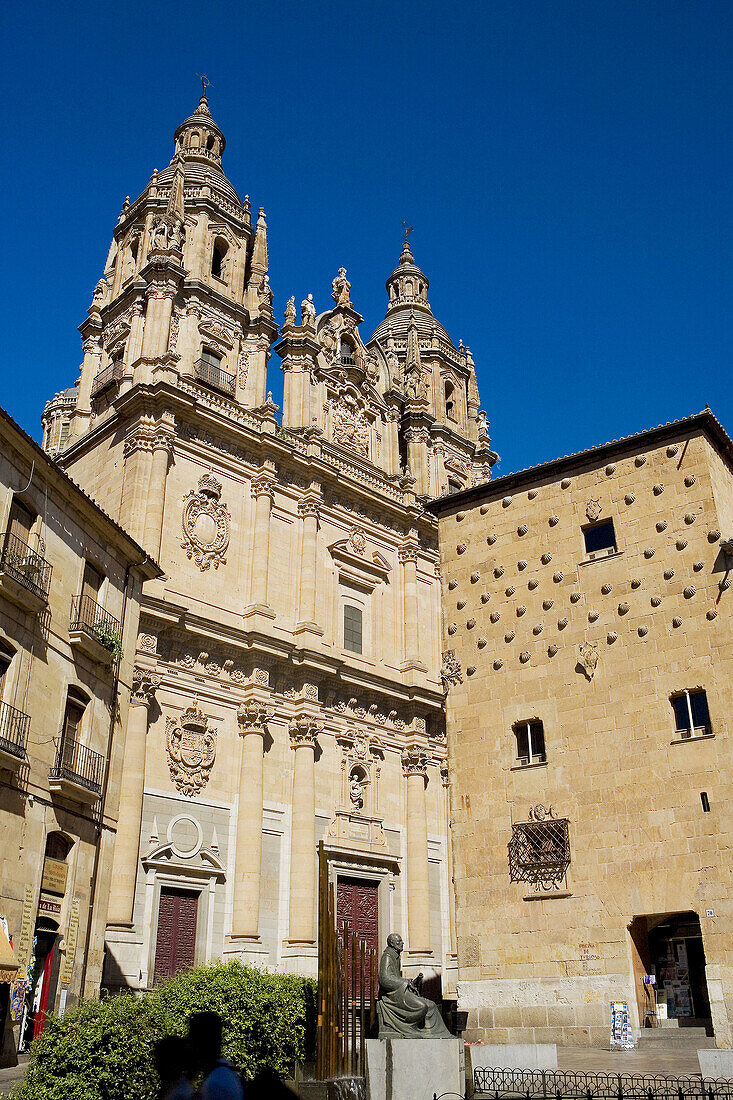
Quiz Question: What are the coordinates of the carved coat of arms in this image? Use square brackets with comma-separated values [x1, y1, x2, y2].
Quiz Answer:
[166, 704, 217, 796]
[181, 471, 230, 570]
[577, 641, 599, 680]
[331, 398, 369, 457]
[585, 499, 602, 522]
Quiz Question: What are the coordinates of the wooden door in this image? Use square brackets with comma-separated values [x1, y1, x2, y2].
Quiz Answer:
[336, 877, 379, 955]
[154, 888, 198, 983]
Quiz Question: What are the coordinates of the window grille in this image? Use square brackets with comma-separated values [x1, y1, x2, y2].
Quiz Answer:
[508, 816, 570, 890]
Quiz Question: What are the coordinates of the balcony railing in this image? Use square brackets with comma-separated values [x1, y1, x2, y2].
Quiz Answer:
[50, 736, 104, 797]
[70, 594, 122, 654]
[0, 534, 52, 602]
[194, 357, 236, 396]
[90, 360, 123, 399]
[0, 701, 30, 761]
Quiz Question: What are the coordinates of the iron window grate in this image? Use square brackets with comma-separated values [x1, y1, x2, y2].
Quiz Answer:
[508, 817, 570, 890]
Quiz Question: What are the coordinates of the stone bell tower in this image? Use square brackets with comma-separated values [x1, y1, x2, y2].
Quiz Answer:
[46, 92, 279, 554]
[368, 239, 498, 497]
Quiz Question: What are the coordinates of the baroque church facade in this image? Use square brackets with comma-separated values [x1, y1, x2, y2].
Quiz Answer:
[41, 94, 496, 994]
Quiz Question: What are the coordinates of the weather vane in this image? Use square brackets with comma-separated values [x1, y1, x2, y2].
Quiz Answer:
[402, 220, 414, 242]
[196, 73, 213, 98]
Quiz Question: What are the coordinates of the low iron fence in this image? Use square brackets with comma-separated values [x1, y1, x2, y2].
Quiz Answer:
[472, 1069, 733, 1100]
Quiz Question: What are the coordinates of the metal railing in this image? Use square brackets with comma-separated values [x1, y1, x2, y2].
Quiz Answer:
[194, 357, 236, 396]
[472, 1068, 733, 1100]
[90, 359, 123, 398]
[50, 736, 104, 796]
[0, 701, 30, 760]
[0, 533, 52, 602]
[70, 593, 121, 651]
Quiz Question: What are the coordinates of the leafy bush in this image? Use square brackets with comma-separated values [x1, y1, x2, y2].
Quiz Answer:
[16, 961, 317, 1100]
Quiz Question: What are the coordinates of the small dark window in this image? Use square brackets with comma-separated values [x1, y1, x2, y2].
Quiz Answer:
[343, 604, 363, 654]
[583, 519, 617, 557]
[701, 792, 711, 813]
[63, 694, 86, 742]
[514, 720, 546, 765]
[206, 135, 215, 151]
[445, 381, 455, 419]
[7, 499, 34, 545]
[339, 340, 355, 366]
[671, 689, 711, 738]
[211, 240, 228, 280]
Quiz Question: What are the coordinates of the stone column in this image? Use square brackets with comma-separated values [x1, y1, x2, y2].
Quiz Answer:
[140, 287, 175, 362]
[286, 714, 323, 955]
[402, 743, 432, 958]
[228, 701, 270, 957]
[399, 539, 426, 671]
[296, 494, 322, 636]
[69, 329, 103, 440]
[385, 407, 401, 477]
[107, 668, 160, 927]
[246, 472, 275, 617]
[441, 762, 457, 956]
[142, 431, 173, 559]
[405, 426, 430, 495]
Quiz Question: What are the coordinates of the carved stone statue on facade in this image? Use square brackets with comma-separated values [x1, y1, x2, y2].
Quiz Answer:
[331, 267, 352, 307]
[377, 933, 451, 1038]
[284, 295, 296, 325]
[259, 274, 273, 308]
[301, 293, 316, 327]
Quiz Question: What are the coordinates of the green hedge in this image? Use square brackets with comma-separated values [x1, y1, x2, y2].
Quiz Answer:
[16, 961, 317, 1100]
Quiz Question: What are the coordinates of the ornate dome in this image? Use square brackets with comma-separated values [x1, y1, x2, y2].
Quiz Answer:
[368, 241, 455, 348]
[155, 95, 243, 209]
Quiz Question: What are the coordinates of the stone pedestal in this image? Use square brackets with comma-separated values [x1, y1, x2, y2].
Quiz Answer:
[365, 1038, 463, 1100]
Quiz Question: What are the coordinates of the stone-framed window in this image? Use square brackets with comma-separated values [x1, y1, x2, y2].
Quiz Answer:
[513, 719, 546, 766]
[583, 518, 617, 559]
[671, 688, 712, 740]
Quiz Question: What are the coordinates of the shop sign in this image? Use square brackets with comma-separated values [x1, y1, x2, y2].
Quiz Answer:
[16, 884, 35, 968]
[41, 858, 68, 897]
[38, 895, 62, 918]
[60, 898, 80, 986]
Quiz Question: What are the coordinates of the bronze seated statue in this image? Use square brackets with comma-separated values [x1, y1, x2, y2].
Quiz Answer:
[376, 933, 451, 1038]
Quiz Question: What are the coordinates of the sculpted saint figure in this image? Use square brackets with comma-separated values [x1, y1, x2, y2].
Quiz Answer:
[377, 933, 451, 1038]
[301, 293, 316, 327]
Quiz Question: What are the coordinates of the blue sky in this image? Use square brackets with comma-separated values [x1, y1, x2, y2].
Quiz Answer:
[1, 0, 730, 475]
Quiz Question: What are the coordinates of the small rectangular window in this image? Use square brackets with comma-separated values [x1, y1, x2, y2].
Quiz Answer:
[672, 689, 711, 739]
[7, 500, 34, 545]
[514, 720, 546, 765]
[81, 562, 104, 603]
[583, 519, 617, 558]
[343, 604, 363, 655]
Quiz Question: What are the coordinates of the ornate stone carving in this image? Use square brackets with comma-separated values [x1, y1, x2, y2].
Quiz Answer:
[237, 700, 271, 734]
[331, 267, 352, 307]
[577, 642, 599, 680]
[440, 650, 463, 688]
[348, 527, 367, 555]
[331, 397, 369, 456]
[181, 470, 230, 571]
[131, 667, 161, 706]
[585, 499, 602, 522]
[401, 743, 429, 777]
[284, 295, 296, 325]
[289, 713, 323, 748]
[166, 704, 217, 796]
[301, 293, 316, 326]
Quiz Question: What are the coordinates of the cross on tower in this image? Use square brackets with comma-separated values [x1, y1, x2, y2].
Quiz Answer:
[196, 73, 212, 98]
